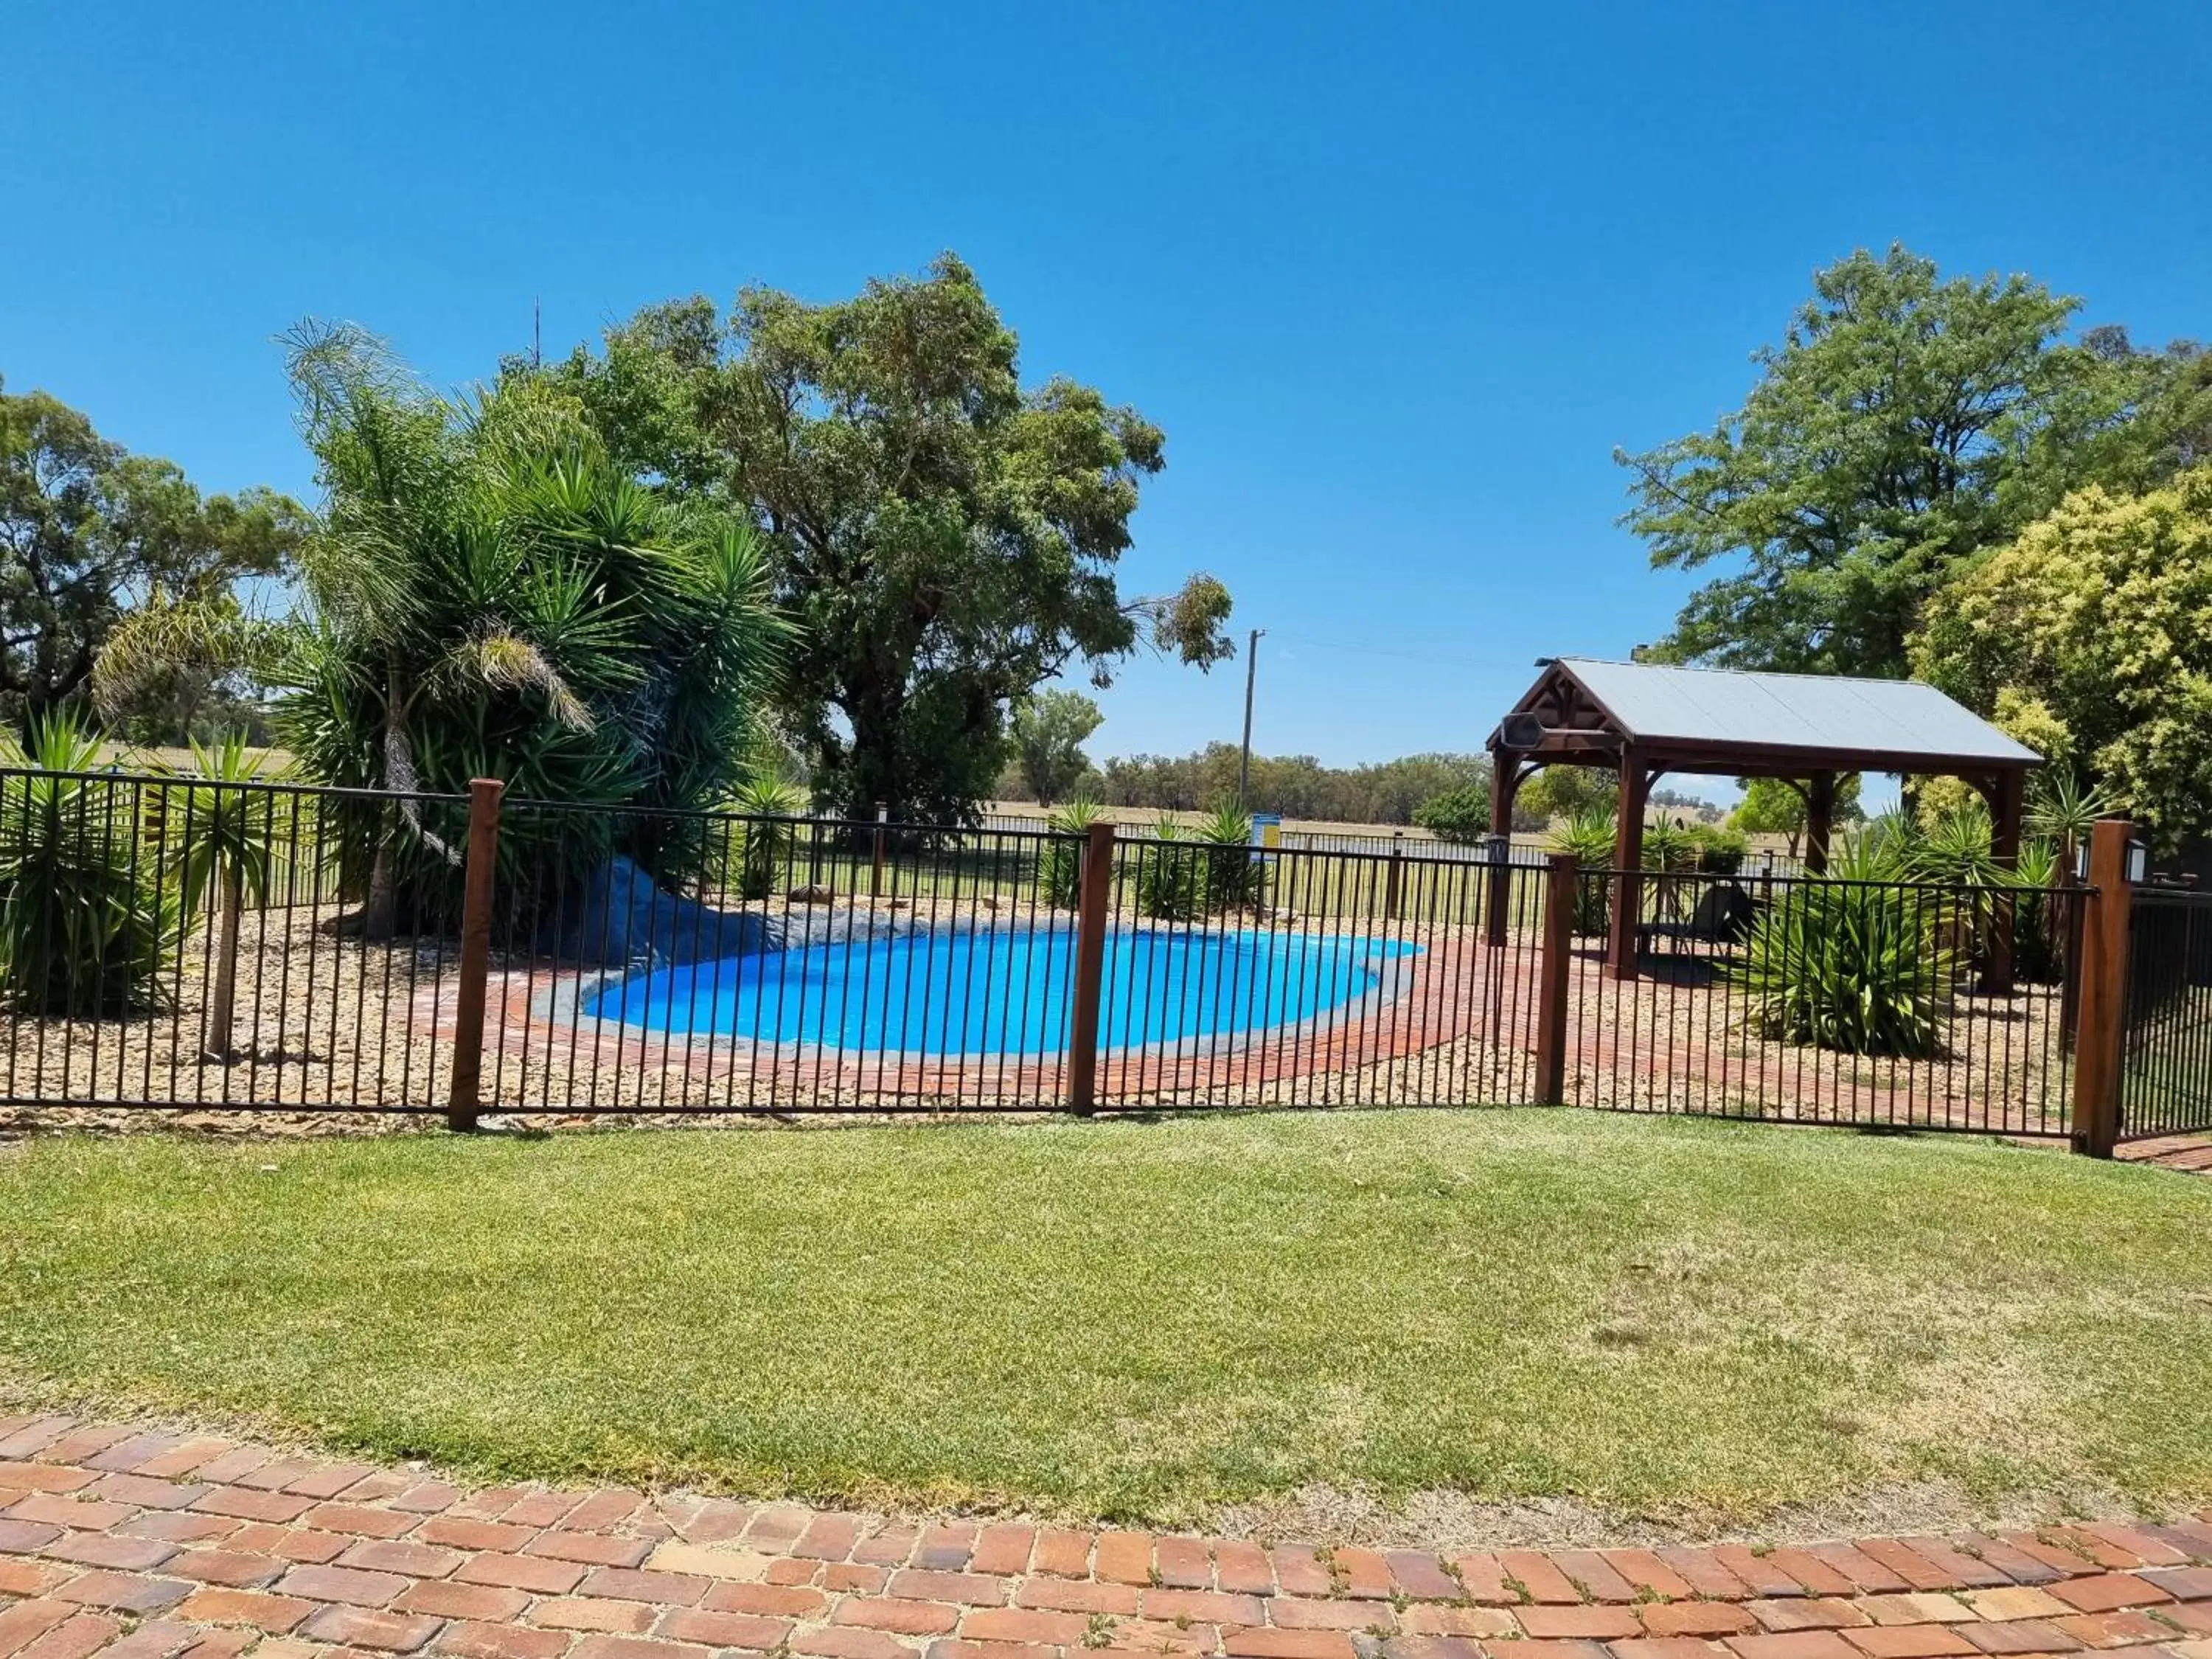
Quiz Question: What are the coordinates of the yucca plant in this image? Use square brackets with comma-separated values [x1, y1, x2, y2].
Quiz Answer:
[1728, 833, 1951, 1057]
[728, 776, 809, 900]
[1551, 805, 1615, 935]
[1195, 802, 1260, 911]
[1040, 798, 1102, 909]
[2010, 837, 2065, 984]
[2029, 766, 2116, 875]
[169, 734, 288, 1059]
[0, 711, 177, 1016]
[1134, 818, 1206, 922]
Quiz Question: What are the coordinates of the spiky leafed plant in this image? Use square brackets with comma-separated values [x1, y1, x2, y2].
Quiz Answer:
[1134, 817, 1206, 922]
[1728, 832, 1952, 1058]
[1550, 805, 1615, 935]
[2028, 767, 2116, 877]
[264, 323, 790, 935]
[1195, 801, 1260, 911]
[1040, 797, 1101, 909]
[0, 711, 177, 1015]
[727, 776, 809, 901]
[167, 734, 287, 1059]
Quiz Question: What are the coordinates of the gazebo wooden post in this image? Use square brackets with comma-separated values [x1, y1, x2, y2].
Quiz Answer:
[1805, 771, 1835, 875]
[1606, 747, 1648, 981]
[1983, 768, 2024, 995]
[1485, 754, 1523, 947]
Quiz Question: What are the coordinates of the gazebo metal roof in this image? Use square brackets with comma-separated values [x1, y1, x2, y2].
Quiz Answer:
[1486, 658, 2040, 777]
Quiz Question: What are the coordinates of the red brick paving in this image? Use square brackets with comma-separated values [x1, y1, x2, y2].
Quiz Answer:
[4, 1416, 2209, 1659]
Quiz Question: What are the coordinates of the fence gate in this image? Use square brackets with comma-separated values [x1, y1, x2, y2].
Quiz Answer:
[2118, 886, 2212, 1141]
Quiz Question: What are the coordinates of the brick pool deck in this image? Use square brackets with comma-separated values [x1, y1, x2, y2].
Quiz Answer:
[4, 1416, 2209, 1659]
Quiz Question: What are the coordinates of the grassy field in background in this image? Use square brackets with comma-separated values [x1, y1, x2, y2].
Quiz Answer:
[1, 1110, 2207, 1527]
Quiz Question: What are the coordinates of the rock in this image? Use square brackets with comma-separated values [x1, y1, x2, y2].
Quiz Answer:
[787, 883, 836, 904]
[554, 854, 778, 967]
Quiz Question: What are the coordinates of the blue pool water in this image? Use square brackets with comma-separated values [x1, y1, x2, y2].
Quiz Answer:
[582, 926, 1420, 1056]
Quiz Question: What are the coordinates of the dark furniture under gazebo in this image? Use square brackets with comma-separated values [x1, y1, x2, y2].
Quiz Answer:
[1484, 658, 2042, 988]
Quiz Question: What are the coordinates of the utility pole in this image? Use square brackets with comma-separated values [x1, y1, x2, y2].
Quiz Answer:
[1237, 627, 1264, 810]
[532, 299, 542, 369]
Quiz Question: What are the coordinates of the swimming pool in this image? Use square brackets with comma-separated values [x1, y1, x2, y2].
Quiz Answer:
[580, 925, 1421, 1057]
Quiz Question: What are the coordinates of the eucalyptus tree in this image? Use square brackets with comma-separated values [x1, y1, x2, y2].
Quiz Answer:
[525, 255, 1235, 823]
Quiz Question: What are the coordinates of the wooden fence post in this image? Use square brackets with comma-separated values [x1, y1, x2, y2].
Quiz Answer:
[1385, 832, 1404, 922]
[2070, 815, 2135, 1158]
[871, 801, 887, 899]
[447, 776, 504, 1133]
[1066, 819, 1116, 1116]
[1535, 852, 1575, 1104]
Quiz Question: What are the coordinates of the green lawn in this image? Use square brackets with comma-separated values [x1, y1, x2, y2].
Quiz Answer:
[2, 1110, 2208, 1527]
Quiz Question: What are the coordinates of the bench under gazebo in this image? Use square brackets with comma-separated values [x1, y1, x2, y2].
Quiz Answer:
[1484, 657, 2042, 987]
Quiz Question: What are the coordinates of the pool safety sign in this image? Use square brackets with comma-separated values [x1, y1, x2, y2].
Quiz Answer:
[1251, 812, 1281, 860]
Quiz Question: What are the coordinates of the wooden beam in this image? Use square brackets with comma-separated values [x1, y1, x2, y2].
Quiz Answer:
[2071, 816, 2135, 1157]
[1983, 768, 2024, 995]
[1805, 771, 1835, 875]
[1485, 754, 1523, 947]
[1606, 748, 1649, 981]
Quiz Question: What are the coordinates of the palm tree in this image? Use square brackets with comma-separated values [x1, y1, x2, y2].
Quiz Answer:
[99, 321, 790, 938]
[169, 733, 285, 1060]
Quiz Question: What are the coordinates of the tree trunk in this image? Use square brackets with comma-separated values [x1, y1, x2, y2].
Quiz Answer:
[204, 866, 242, 1062]
[362, 658, 406, 940]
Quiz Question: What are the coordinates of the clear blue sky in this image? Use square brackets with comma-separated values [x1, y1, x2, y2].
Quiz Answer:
[6, 2, 2208, 803]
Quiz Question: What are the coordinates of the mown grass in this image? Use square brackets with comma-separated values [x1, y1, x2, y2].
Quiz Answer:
[1, 1110, 2208, 1526]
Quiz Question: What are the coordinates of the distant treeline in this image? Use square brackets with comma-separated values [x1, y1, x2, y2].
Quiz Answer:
[998, 743, 1490, 824]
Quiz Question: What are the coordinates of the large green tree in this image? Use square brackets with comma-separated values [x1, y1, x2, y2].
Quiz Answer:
[525, 255, 1234, 822]
[1618, 246, 2212, 678]
[1911, 465, 2212, 850]
[1006, 689, 1103, 805]
[0, 375, 305, 734]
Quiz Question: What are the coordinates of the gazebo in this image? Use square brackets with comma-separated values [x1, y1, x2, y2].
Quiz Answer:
[1484, 658, 2042, 987]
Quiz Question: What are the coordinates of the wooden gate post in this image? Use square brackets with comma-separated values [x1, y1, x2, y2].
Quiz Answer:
[2070, 815, 2135, 1158]
[1065, 819, 1116, 1116]
[1535, 852, 1576, 1105]
[1385, 833, 1404, 922]
[447, 776, 505, 1133]
[870, 801, 888, 900]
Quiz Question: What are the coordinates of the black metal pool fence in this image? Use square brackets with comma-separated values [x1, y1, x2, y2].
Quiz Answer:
[0, 766, 2197, 1153]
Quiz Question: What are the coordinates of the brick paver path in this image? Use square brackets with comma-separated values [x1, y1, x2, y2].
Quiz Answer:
[4, 1416, 2210, 1659]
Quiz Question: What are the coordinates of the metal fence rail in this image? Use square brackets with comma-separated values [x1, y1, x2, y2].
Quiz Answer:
[2121, 886, 2212, 1141]
[1091, 838, 1543, 1110]
[1560, 865, 2084, 1137]
[0, 765, 469, 1115]
[0, 767, 2154, 1155]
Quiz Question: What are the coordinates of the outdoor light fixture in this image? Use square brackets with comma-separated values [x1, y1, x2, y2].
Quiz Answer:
[2075, 837, 2150, 883]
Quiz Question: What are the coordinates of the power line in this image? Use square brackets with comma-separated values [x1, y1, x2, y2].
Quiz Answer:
[1266, 630, 1537, 673]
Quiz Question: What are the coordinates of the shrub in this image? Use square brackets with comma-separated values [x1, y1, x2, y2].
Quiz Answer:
[1728, 835, 1951, 1057]
[1037, 798, 1103, 909]
[1550, 806, 1615, 935]
[1195, 803, 1261, 910]
[0, 712, 177, 1015]
[1690, 824, 1747, 874]
[2010, 837, 2065, 984]
[728, 777, 808, 900]
[1133, 818, 1206, 921]
[1412, 785, 1489, 845]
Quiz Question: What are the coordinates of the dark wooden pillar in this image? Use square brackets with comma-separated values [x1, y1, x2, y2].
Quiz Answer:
[1605, 748, 1648, 981]
[2070, 816, 2135, 1157]
[1485, 754, 1523, 947]
[1984, 768, 2024, 995]
[1805, 771, 1835, 875]
[1534, 852, 1576, 1104]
